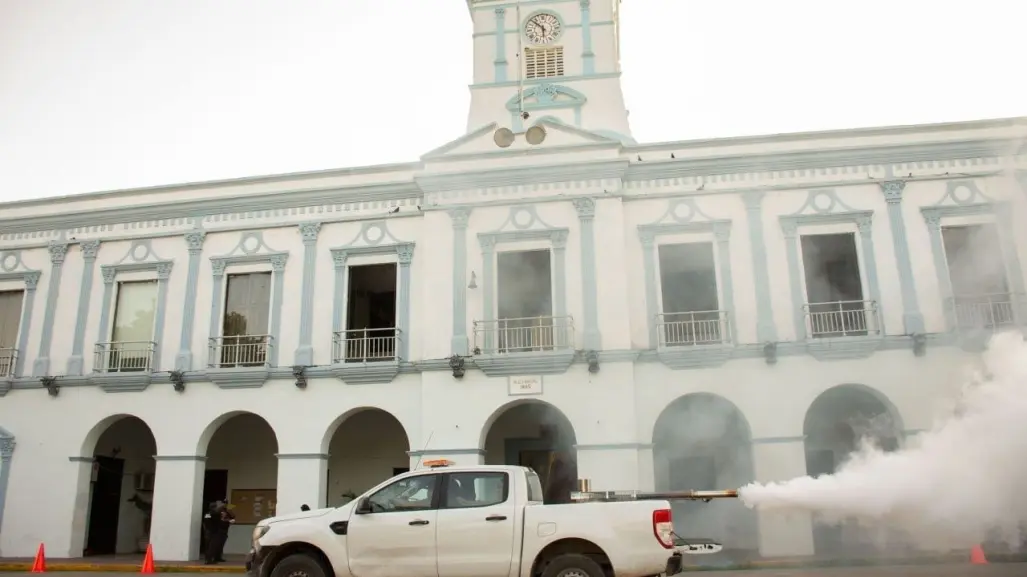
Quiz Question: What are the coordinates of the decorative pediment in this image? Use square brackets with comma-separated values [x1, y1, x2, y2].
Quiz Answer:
[478, 205, 568, 248]
[920, 180, 997, 222]
[637, 198, 731, 242]
[505, 84, 587, 113]
[779, 189, 873, 234]
[421, 119, 619, 161]
[210, 231, 288, 274]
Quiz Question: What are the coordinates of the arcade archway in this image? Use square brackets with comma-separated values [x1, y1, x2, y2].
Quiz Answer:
[77, 415, 157, 556]
[652, 393, 758, 556]
[481, 400, 577, 503]
[803, 384, 902, 557]
[324, 408, 410, 508]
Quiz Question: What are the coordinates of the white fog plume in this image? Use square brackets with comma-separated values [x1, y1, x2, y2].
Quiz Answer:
[739, 331, 1027, 550]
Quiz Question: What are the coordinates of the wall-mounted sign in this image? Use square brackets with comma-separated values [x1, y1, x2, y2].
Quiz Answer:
[508, 375, 543, 396]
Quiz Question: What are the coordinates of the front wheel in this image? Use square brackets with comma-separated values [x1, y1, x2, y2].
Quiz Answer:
[540, 553, 605, 577]
[269, 553, 327, 577]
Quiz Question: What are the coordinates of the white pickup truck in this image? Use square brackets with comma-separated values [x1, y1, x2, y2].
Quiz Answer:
[246, 463, 684, 577]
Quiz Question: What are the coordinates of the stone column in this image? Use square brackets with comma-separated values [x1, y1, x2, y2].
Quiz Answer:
[751, 439, 814, 557]
[449, 209, 471, 354]
[149, 456, 206, 561]
[276, 454, 328, 513]
[573, 198, 601, 350]
[176, 231, 206, 370]
[742, 192, 777, 342]
[640, 231, 658, 348]
[493, 8, 508, 82]
[33, 241, 68, 376]
[0, 436, 14, 535]
[268, 255, 288, 367]
[294, 223, 321, 366]
[479, 237, 496, 352]
[67, 240, 101, 375]
[151, 263, 173, 370]
[13, 273, 39, 377]
[397, 245, 414, 360]
[579, 0, 595, 74]
[880, 181, 924, 333]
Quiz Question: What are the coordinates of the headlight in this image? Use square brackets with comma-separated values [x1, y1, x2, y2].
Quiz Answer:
[252, 525, 270, 544]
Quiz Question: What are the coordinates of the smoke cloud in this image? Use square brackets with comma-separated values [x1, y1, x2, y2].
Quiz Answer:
[739, 330, 1027, 551]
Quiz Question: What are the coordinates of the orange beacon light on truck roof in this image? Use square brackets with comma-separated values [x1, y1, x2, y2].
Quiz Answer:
[423, 459, 455, 468]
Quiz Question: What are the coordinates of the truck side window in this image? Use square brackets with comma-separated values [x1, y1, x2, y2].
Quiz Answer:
[443, 472, 509, 509]
[366, 474, 439, 513]
[525, 470, 544, 502]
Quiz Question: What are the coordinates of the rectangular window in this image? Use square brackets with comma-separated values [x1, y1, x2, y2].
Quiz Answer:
[107, 280, 157, 372]
[443, 472, 509, 509]
[799, 233, 870, 338]
[342, 263, 398, 362]
[942, 223, 1013, 328]
[0, 290, 24, 377]
[525, 470, 544, 503]
[524, 46, 564, 79]
[657, 242, 724, 345]
[496, 249, 555, 352]
[222, 272, 272, 367]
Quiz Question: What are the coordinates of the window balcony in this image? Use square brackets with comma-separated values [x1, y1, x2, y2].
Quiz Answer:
[473, 316, 575, 355]
[333, 328, 401, 363]
[803, 300, 881, 339]
[0, 348, 17, 378]
[93, 341, 156, 373]
[209, 335, 273, 369]
[950, 293, 1024, 330]
[656, 311, 731, 348]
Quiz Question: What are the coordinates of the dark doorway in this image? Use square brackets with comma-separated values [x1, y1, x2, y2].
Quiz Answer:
[344, 263, 398, 361]
[85, 456, 125, 556]
[199, 469, 228, 557]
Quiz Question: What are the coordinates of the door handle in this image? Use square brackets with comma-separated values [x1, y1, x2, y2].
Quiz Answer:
[409, 519, 430, 526]
[485, 515, 507, 521]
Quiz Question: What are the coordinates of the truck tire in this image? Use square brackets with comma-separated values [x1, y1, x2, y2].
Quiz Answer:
[540, 553, 605, 577]
[269, 553, 327, 577]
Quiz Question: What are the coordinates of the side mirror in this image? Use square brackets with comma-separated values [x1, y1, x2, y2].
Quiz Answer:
[354, 498, 373, 515]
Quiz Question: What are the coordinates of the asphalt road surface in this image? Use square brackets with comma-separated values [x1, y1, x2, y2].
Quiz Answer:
[7, 566, 1027, 577]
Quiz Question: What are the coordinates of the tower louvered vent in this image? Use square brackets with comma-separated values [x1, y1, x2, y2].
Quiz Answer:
[524, 46, 565, 79]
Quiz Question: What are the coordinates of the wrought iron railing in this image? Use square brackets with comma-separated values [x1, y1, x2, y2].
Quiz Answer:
[473, 316, 574, 354]
[656, 310, 730, 347]
[209, 335, 273, 368]
[803, 300, 880, 339]
[332, 328, 401, 363]
[94, 341, 155, 373]
[0, 348, 17, 378]
[950, 293, 1024, 330]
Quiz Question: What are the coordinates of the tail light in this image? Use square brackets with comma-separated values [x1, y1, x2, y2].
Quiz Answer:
[652, 508, 674, 549]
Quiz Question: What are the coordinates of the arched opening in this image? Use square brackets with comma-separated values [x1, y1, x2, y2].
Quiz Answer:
[79, 415, 157, 557]
[325, 408, 411, 508]
[652, 393, 758, 560]
[803, 384, 902, 557]
[481, 400, 577, 504]
[200, 412, 278, 559]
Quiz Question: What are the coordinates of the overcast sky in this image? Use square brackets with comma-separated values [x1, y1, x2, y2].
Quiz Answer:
[1, 0, 1023, 202]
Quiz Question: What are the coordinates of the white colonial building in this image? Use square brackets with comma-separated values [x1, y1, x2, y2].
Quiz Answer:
[1, 0, 1026, 565]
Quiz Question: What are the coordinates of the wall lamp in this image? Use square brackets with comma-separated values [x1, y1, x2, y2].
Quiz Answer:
[292, 365, 308, 389]
[169, 370, 186, 392]
[448, 355, 466, 379]
[762, 342, 778, 365]
[911, 333, 927, 357]
[41, 376, 59, 397]
[585, 350, 600, 373]
[468, 271, 478, 289]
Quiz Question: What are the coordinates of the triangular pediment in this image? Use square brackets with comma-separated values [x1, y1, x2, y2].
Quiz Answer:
[421, 119, 620, 161]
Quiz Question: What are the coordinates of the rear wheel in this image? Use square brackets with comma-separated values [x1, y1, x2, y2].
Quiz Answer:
[540, 553, 605, 577]
[269, 553, 327, 577]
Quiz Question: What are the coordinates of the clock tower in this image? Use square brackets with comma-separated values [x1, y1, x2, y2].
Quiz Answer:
[463, 0, 634, 143]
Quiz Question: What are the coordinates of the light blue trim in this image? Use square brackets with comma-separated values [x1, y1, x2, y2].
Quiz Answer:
[520, 9, 566, 45]
[32, 241, 68, 376]
[471, 71, 621, 90]
[779, 190, 883, 356]
[921, 182, 1026, 331]
[506, 85, 588, 131]
[573, 198, 600, 350]
[579, 0, 594, 74]
[450, 209, 471, 355]
[472, 20, 614, 38]
[741, 193, 777, 342]
[493, 8, 508, 82]
[175, 230, 206, 371]
[0, 426, 16, 535]
[751, 436, 805, 444]
[637, 200, 736, 350]
[880, 181, 924, 334]
[329, 221, 416, 364]
[67, 241, 101, 375]
[408, 448, 485, 457]
[294, 222, 321, 366]
[473, 0, 578, 12]
[0, 260, 40, 377]
[208, 232, 289, 368]
[96, 240, 175, 372]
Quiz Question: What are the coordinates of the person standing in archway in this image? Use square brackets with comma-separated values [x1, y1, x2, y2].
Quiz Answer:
[544, 457, 575, 504]
[205, 500, 235, 564]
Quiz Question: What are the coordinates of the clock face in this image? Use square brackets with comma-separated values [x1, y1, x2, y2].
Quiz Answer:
[524, 13, 561, 45]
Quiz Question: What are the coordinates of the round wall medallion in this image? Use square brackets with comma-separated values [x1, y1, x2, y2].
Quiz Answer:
[364, 225, 384, 244]
[512, 208, 534, 228]
[131, 243, 149, 261]
[241, 234, 261, 254]
[672, 202, 693, 221]
[0, 253, 17, 272]
[812, 192, 834, 212]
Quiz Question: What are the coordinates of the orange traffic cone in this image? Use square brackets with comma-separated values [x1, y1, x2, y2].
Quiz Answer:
[30, 543, 46, 573]
[140, 543, 155, 574]
[970, 544, 988, 565]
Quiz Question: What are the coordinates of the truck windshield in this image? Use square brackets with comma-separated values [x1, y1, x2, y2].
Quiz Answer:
[525, 470, 544, 502]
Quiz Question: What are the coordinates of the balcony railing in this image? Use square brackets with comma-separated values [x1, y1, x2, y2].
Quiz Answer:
[473, 316, 575, 354]
[209, 335, 273, 368]
[656, 310, 731, 347]
[803, 300, 880, 339]
[94, 341, 155, 373]
[950, 293, 1024, 330]
[333, 328, 401, 363]
[0, 348, 17, 378]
